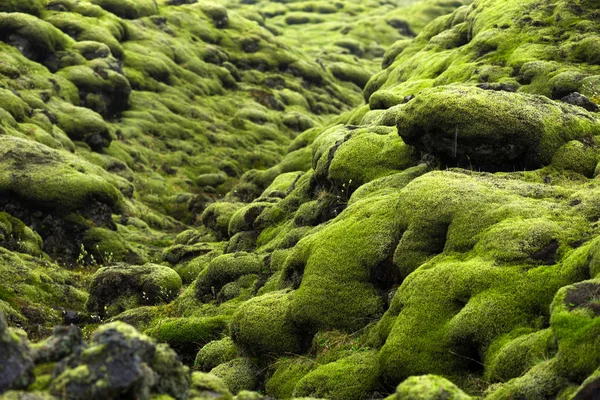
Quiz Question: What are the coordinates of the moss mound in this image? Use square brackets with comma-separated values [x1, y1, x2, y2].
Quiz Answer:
[86, 263, 182, 318]
[396, 86, 600, 171]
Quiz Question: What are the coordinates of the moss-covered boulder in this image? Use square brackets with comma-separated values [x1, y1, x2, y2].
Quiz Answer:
[396, 86, 600, 171]
[86, 263, 182, 318]
[146, 316, 228, 361]
[195, 252, 264, 300]
[0, 212, 43, 257]
[88, 0, 157, 19]
[194, 337, 239, 372]
[210, 358, 259, 395]
[0, 12, 71, 63]
[292, 350, 381, 400]
[0, 136, 122, 211]
[31, 325, 83, 364]
[265, 357, 315, 399]
[0, 312, 34, 394]
[189, 371, 233, 400]
[386, 375, 472, 400]
[0, 0, 46, 16]
[230, 290, 303, 357]
[50, 322, 189, 400]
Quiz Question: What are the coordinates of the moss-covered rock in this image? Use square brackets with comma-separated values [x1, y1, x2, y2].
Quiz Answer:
[146, 316, 228, 361]
[51, 321, 189, 400]
[86, 263, 182, 318]
[210, 358, 259, 395]
[265, 357, 315, 399]
[292, 350, 380, 400]
[396, 86, 600, 171]
[0, 136, 122, 211]
[0, 12, 71, 63]
[189, 371, 232, 400]
[195, 252, 264, 301]
[0, 312, 35, 394]
[0, 248, 87, 333]
[0, 0, 46, 16]
[0, 212, 43, 257]
[202, 203, 246, 240]
[386, 375, 472, 400]
[88, 0, 157, 19]
[230, 290, 303, 357]
[31, 325, 83, 364]
[194, 336, 239, 372]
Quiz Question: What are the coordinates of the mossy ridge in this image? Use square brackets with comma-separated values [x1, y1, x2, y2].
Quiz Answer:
[210, 0, 470, 86]
[367, 0, 600, 109]
[378, 170, 592, 382]
[0, 0, 367, 258]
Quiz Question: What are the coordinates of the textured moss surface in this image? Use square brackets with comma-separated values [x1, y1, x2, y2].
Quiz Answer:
[3, 0, 600, 398]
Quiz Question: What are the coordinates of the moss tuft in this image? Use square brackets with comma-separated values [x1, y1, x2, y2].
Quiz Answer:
[387, 375, 472, 400]
[210, 358, 259, 395]
[230, 290, 303, 357]
[194, 336, 239, 372]
[293, 350, 380, 400]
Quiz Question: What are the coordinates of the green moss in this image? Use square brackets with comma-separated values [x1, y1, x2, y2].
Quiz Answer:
[194, 336, 239, 372]
[202, 203, 245, 240]
[0, 0, 46, 16]
[282, 113, 315, 133]
[551, 140, 600, 177]
[210, 358, 259, 395]
[396, 86, 600, 171]
[108, 306, 158, 332]
[485, 328, 556, 383]
[233, 391, 264, 400]
[190, 371, 233, 400]
[484, 361, 568, 400]
[57, 64, 131, 118]
[283, 189, 402, 332]
[89, 0, 157, 19]
[48, 100, 112, 149]
[550, 279, 600, 382]
[0, 212, 44, 257]
[0, 136, 123, 211]
[86, 263, 182, 317]
[327, 62, 372, 89]
[324, 126, 419, 189]
[231, 290, 302, 357]
[0, 247, 87, 331]
[82, 227, 131, 264]
[292, 350, 380, 400]
[195, 252, 264, 300]
[197, 173, 228, 189]
[199, 3, 229, 28]
[150, 343, 190, 400]
[377, 170, 590, 384]
[0, 88, 31, 122]
[146, 316, 228, 359]
[265, 357, 315, 399]
[173, 244, 225, 285]
[387, 375, 472, 400]
[0, 12, 71, 62]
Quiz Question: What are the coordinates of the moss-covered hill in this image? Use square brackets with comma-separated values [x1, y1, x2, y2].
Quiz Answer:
[2, 0, 600, 398]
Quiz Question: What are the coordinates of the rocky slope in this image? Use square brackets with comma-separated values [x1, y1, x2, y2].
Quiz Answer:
[2, 0, 600, 399]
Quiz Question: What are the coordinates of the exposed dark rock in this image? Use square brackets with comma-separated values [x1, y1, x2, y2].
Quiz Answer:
[0, 312, 35, 394]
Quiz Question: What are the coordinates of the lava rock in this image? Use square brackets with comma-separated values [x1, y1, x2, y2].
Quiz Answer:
[0, 312, 35, 394]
